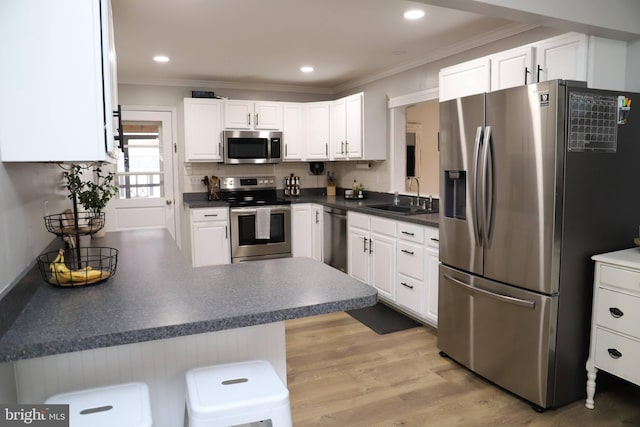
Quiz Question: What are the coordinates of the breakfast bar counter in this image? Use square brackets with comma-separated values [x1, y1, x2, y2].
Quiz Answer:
[0, 229, 376, 426]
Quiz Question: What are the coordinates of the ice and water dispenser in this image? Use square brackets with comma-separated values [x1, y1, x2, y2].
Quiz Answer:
[443, 170, 466, 220]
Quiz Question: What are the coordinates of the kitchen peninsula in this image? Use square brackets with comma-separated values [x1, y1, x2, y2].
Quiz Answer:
[0, 229, 377, 427]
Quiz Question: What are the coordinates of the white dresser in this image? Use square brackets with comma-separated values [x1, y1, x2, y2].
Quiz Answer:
[586, 248, 640, 409]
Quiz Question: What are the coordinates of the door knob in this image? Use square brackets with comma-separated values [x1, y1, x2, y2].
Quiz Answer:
[166, 200, 173, 205]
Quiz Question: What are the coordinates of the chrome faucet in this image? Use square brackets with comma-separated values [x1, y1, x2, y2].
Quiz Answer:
[409, 177, 420, 206]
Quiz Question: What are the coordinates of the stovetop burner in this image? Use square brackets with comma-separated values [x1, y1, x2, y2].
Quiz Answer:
[219, 176, 290, 207]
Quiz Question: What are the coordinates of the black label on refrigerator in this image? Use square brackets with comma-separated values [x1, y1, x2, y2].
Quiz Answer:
[539, 92, 550, 106]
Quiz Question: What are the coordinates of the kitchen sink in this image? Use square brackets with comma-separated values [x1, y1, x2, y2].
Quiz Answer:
[368, 204, 438, 215]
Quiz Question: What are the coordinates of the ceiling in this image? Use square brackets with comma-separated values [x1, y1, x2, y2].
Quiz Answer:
[111, 0, 525, 93]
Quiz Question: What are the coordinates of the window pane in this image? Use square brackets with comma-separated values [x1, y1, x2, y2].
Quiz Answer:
[117, 122, 164, 199]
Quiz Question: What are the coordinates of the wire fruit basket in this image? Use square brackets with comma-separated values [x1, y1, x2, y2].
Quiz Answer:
[37, 247, 118, 287]
[44, 212, 105, 236]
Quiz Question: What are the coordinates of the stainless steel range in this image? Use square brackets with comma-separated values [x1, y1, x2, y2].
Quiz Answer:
[219, 176, 291, 263]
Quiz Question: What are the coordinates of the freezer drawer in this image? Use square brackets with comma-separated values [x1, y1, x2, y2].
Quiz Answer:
[438, 264, 556, 408]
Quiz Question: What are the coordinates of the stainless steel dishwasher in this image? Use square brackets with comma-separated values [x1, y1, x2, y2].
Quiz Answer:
[323, 206, 347, 273]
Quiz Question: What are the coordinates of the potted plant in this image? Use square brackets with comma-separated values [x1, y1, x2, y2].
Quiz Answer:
[63, 164, 118, 238]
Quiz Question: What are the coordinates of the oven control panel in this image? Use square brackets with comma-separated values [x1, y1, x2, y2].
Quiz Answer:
[220, 176, 276, 191]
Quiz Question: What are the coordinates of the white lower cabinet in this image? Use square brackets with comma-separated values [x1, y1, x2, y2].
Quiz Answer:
[348, 211, 439, 326]
[188, 207, 230, 267]
[348, 212, 396, 299]
[291, 204, 323, 261]
[585, 249, 640, 409]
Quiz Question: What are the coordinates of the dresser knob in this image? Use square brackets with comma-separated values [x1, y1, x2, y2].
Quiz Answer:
[609, 307, 624, 318]
[607, 348, 622, 359]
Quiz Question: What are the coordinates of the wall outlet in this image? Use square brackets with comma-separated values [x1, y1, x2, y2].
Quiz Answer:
[188, 176, 203, 185]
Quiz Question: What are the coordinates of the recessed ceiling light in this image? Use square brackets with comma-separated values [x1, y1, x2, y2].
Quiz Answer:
[300, 66, 314, 73]
[153, 55, 170, 63]
[403, 10, 425, 20]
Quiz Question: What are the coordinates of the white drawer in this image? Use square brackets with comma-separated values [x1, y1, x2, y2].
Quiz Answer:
[594, 328, 640, 385]
[396, 273, 424, 315]
[371, 216, 396, 237]
[348, 212, 370, 230]
[191, 208, 228, 222]
[398, 222, 424, 244]
[600, 264, 640, 294]
[596, 288, 640, 339]
[397, 241, 424, 280]
[425, 226, 439, 249]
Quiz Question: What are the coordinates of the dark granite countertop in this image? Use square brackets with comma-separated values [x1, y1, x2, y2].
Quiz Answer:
[183, 191, 440, 228]
[0, 229, 377, 363]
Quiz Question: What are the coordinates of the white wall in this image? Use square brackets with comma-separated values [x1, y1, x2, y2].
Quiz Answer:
[626, 39, 640, 92]
[0, 163, 67, 294]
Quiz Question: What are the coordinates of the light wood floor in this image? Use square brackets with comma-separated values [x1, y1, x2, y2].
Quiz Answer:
[285, 311, 640, 426]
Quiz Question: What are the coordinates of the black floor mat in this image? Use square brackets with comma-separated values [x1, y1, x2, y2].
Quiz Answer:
[346, 303, 422, 334]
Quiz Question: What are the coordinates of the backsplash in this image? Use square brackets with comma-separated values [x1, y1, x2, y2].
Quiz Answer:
[183, 162, 329, 193]
[182, 161, 390, 195]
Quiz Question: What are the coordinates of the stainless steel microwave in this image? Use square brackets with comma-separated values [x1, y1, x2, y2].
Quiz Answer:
[223, 130, 282, 164]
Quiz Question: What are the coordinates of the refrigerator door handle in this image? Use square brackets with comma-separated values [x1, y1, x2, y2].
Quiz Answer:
[473, 126, 484, 245]
[481, 126, 494, 247]
[443, 273, 536, 309]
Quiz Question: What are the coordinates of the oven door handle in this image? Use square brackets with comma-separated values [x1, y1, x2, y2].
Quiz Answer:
[231, 206, 291, 214]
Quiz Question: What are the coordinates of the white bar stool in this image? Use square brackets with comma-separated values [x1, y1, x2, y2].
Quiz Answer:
[45, 382, 153, 427]
[185, 360, 292, 427]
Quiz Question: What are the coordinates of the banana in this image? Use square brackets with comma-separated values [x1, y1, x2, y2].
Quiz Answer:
[48, 249, 105, 285]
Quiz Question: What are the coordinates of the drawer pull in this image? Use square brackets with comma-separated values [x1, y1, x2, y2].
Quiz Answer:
[607, 348, 622, 359]
[204, 214, 218, 217]
[609, 307, 624, 318]
[401, 231, 415, 236]
[401, 249, 414, 255]
[430, 237, 439, 242]
[401, 282, 414, 289]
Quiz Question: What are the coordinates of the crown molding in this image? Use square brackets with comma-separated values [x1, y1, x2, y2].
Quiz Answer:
[118, 77, 336, 95]
[388, 88, 439, 109]
[333, 22, 540, 93]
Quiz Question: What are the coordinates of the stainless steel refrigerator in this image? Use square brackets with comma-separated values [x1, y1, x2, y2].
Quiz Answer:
[438, 80, 638, 409]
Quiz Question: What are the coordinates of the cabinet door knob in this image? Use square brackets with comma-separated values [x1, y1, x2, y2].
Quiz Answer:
[607, 348, 622, 359]
[609, 307, 624, 318]
[401, 249, 414, 255]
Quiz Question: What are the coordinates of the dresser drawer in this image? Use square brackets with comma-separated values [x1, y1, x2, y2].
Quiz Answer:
[397, 241, 424, 280]
[596, 288, 640, 339]
[371, 216, 396, 237]
[425, 226, 439, 249]
[348, 212, 370, 230]
[600, 264, 640, 294]
[191, 208, 228, 222]
[594, 328, 640, 385]
[397, 222, 424, 244]
[396, 273, 424, 315]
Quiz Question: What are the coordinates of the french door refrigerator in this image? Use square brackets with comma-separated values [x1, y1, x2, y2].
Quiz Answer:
[438, 79, 638, 409]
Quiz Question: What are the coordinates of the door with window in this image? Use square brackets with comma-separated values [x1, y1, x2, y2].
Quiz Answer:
[107, 108, 178, 240]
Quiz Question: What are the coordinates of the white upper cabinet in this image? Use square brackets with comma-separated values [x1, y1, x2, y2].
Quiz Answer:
[331, 98, 348, 159]
[0, 0, 119, 162]
[490, 46, 535, 91]
[439, 32, 627, 101]
[331, 93, 364, 160]
[183, 98, 224, 162]
[534, 33, 588, 83]
[224, 100, 283, 130]
[439, 57, 491, 102]
[282, 103, 304, 161]
[305, 102, 331, 160]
